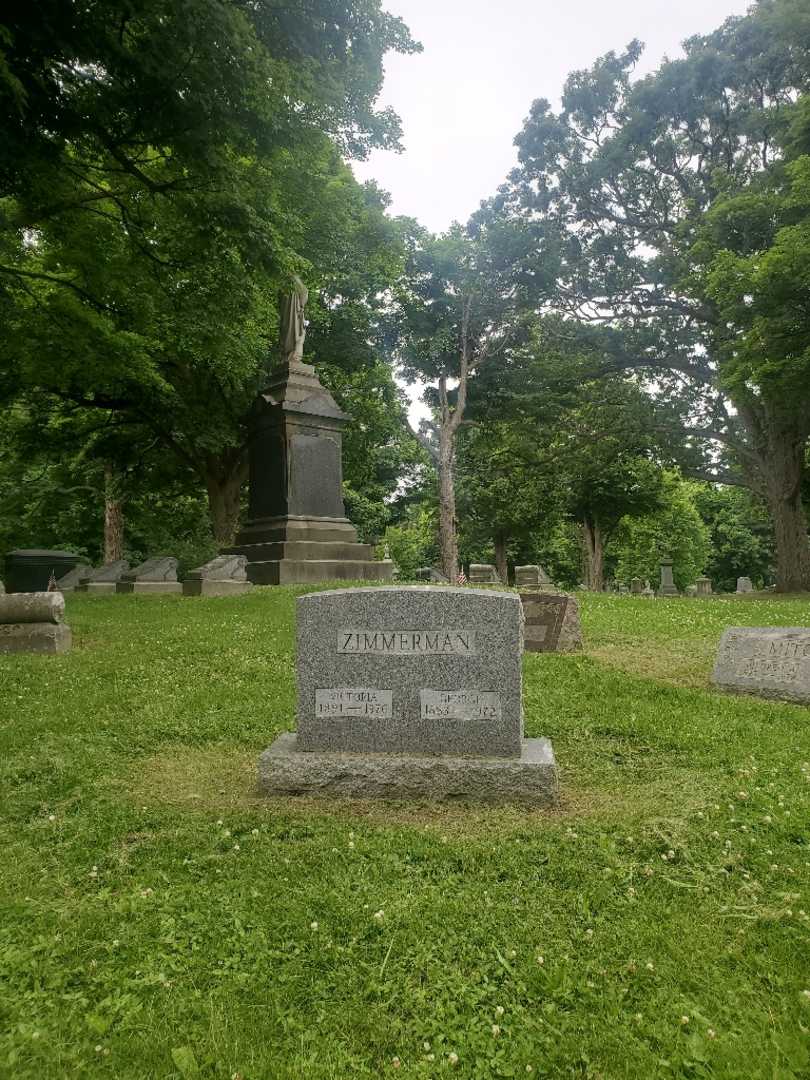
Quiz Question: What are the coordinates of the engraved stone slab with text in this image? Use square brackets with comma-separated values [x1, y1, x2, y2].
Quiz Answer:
[712, 626, 810, 704]
[296, 586, 523, 757]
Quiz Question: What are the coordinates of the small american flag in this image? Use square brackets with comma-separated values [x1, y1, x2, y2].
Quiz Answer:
[457, 570, 467, 585]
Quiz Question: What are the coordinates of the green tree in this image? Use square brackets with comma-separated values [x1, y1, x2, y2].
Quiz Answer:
[503, 0, 810, 590]
[692, 485, 775, 592]
[0, 1, 419, 544]
[609, 474, 711, 591]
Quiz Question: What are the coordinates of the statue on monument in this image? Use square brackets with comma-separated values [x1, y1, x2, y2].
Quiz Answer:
[278, 275, 308, 364]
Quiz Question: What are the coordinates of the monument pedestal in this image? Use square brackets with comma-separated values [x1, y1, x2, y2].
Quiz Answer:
[226, 360, 392, 585]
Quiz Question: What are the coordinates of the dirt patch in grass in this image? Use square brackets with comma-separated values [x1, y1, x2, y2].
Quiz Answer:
[589, 639, 716, 689]
[125, 744, 712, 836]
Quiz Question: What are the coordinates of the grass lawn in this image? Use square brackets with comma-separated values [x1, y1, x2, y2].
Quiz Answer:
[1, 588, 810, 1079]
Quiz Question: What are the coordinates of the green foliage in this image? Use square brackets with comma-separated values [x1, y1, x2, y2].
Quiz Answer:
[381, 506, 439, 578]
[2, 590, 810, 1076]
[609, 474, 711, 590]
[693, 486, 775, 592]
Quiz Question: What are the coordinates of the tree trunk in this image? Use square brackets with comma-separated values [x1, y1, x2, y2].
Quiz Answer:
[494, 530, 508, 584]
[437, 425, 459, 583]
[103, 464, 124, 562]
[738, 405, 810, 593]
[205, 453, 248, 547]
[582, 516, 604, 591]
[758, 435, 810, 593]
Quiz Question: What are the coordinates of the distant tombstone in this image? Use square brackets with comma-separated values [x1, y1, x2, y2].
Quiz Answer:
[468, 563, 498, 584]
[514, 565, 542, 587]
[736, 576, 754, 594]
[617, 582, 630, 595]
[54, 563, 91, 593]
[520, 591, 582, 653]
[713, 627, 810, 704]
[659, 559, 678, 597]
[630, 578, 644, 595]
[76, 560, 129, 594]
[641, 581, 655, 598]
[696, 576, 713, 596]
[183, 555, 253, 597]
[414, 567, 449, 583]
[116, 557, 181, 595]
[0, 591, 71, 654]
[685, 584, 698, 597]
[258, 586, 558, 803]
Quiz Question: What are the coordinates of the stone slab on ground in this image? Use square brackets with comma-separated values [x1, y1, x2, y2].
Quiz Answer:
[54, 564, 91, 592]
[0, 623, 71, 654]
[519, 591, 583, 653]
[296, 586, 524, 758]
[183, 555, 254, 597]
[116, 581, 183, 595]
[76, 560, 129, 591]
[258, 732, 558, 805]
[736, 577, 754, 594]
[713, 626, 810, 704]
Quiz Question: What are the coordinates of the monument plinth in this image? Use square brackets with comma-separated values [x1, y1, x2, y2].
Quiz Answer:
[226, 360, 392, 584]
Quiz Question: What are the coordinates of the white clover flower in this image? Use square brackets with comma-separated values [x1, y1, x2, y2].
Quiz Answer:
[233, 844, 240, 852]
[448, 1052, 459, 1066]
[373, 909, 385, 923]
[802, 989, 810, 999]
[680, 1015, 689, 1025]
[95, 1045, 103, 1053]
[585, 928, 594, 937]
[491, 1024, 501, 1037]
[495, 1005, 505, 1017]
[423, 1041, 431, 1051]
[216, 819, 223, 826]
[426, 1054, 435, 1062]
[634, 1013, 642, 1022]
[310, 921, 319, 931]
[526, 1066, 534, 1074]
[251, 828, 259, 836]
[707, 1028, 716, 1039]
[391, 1056, 401, 1068]
[646, 961, 654, 971]
[48, 814, 55, 822]
[536, 955, 544, 965]
[348, 841, 355, 850]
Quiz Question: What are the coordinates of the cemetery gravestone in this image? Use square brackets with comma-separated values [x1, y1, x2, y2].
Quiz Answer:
[519, 592, 583, 653]
[468, 564, 498, 584]
[685, 584, 698, 597]
[630, 578, 643, 595]
[259, 586, 558, 803]
[54, 564, 91, 592]
[116, 557, 182, 595]
[76, 560, 129, 594]
[0, 591, 71, 654]
[183, 555, 253, 597]
[415, 567, 449, 583]
[696, 576, 713, 596]
[659, 558, 678, 596]
[515, 565, 541, 588]
[713, 627, 810, 705]
[736, 576, 754, 594]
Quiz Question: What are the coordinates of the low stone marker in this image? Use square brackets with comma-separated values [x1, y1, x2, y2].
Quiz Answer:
[630, 577, 644, 595]
[685, 584, 698, 597]
[0, 592, 71, 654]
[736, 576, 754, 594]
[414, 567, 449, 583]
[713, 627, 810, 704]
[468, 563, 498, 584]
[183, 555, 253, 597]
[116, 557, 182, 595]
[519, 591, 582, 653]
[659, 558, 678, 596]
[54, 564, 91, 592]
[76, 560, 129, 594]
[696, 576, 713, 596]
[259, 586, 558, 803]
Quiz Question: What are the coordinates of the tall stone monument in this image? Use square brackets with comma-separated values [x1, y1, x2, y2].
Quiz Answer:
[659, 557, 679, 597]
[226, 278, 392, 585]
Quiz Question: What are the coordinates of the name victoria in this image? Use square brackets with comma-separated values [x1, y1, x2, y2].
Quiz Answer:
[337, 629, 476, 655]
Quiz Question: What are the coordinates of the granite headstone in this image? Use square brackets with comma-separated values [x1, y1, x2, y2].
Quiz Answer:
[713, 627, 810, 704]
[259, 586, 558, 803]
[183, 555, 253, 597]
[468, 564, 498, 584]
[116, 557, 182, 595]
[76, 560, 129, 594]
[736, 576, 754, 594]
[519, 591, 583, 653]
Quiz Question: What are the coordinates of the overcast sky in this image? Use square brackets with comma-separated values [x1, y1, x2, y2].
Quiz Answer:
[354, 0, 753, 233]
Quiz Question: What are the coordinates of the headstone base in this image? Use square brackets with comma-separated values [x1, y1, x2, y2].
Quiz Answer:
[0, 623, 71, 654]
[226, 515, 394, 585]
[182, 580, 254, 597]
[76, 582, 118, 594]
[258, 733, 559, 805]
[115, 582, 183, 595]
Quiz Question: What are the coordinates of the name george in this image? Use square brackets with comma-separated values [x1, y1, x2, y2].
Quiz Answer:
[337, 629, 476, 656]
